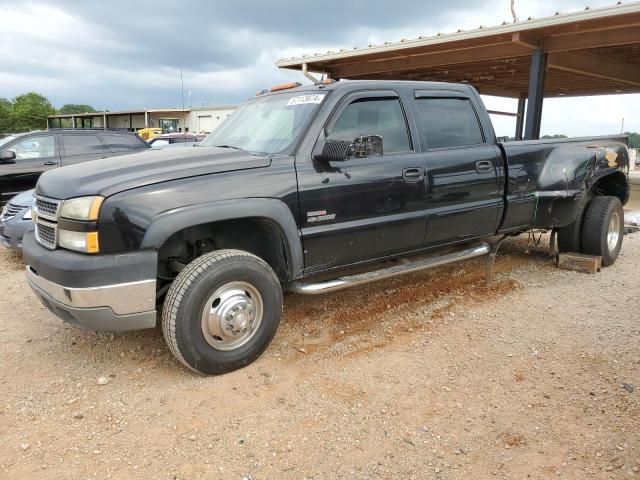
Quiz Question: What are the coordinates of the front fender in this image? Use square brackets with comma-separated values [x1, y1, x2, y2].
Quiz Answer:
[140, 198, 304, 279]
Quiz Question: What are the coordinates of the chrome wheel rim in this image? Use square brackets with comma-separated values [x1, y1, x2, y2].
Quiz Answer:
[201, 281, 263, 351]
[607, 211, 620, 253]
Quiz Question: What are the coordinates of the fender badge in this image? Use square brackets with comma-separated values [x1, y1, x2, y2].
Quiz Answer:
[307, 210, 336, 223]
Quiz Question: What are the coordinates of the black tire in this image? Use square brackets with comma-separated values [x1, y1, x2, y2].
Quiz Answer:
[556, 219, 582, 253]
[580, 196, 624, 266]
[162, 249, 283, 375]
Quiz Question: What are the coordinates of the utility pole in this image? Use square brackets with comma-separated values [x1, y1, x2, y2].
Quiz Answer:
[511, 0, 519, 22]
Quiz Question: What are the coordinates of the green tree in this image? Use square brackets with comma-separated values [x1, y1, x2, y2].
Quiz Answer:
[540, 134, 568, 139]
[10, 92, 55, 132]
[58, 104, 96, 114]
[623, 131, 640, 149]
[0, 98, 12, 133]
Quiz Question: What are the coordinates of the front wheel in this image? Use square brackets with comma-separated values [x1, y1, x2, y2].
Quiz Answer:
[162, 249, 283, 375]
[580, 196, 624, 266]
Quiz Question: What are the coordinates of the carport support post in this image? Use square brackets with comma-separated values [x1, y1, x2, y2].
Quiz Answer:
[72, 116, 76, 129]
[524, 49, 547, 140]
[515, 96, 525, 140]
[103, 112, 107, 130]
[144, 111, 149, 128]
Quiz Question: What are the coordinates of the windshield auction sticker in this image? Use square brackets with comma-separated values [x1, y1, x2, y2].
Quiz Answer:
[286, 94, 326, 106]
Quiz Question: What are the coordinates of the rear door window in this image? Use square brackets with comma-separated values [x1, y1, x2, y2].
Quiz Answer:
[414, 98, 484, 149]
[61, 134, 106, 156]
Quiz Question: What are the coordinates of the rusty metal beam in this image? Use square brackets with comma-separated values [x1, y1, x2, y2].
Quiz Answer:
[487, 109, 519, 117]
[544, 25, 640, 52]
[511, 32, 540, 50]
[524, 50, 547, 140]
[515, 96, 525, 140]
[548, 51, 640, 87]
[475, 86, 524, 98]
[334, 43, 532, 78]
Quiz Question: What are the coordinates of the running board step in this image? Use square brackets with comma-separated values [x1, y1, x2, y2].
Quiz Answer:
[289, 242, 491, 295]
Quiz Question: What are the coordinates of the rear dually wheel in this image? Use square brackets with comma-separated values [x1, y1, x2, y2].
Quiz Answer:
[580, 196, 624, 266]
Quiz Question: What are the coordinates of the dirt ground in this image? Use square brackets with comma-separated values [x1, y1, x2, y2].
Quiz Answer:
[1, 231, 639, 480]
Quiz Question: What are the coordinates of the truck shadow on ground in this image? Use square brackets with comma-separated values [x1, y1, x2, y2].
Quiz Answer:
[9, 235, 557, 376]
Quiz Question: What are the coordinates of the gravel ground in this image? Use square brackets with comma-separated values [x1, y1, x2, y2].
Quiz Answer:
[0, 232, 639, 480]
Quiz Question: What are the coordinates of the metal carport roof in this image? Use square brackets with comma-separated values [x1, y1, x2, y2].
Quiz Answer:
[276, 2, 640, 98]
[276, 2, 640, 139]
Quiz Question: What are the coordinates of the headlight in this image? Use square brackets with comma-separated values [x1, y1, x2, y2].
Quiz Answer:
[58, 230, 100, 253]
[60, 196, 104, 221]
[23, 208, 32, 220]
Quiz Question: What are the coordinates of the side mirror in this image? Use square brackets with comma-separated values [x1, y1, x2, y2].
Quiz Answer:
[313, 135, 383, 162]
[0, 150, 16, 164]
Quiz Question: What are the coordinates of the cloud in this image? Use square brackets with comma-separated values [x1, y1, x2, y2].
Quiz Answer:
[0, 0, 638, 136]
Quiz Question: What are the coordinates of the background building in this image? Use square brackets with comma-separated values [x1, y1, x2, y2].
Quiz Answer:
[47, 105, 236, 133]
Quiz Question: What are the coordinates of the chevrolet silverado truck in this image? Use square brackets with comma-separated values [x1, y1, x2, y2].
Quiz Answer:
[23, 80, 630, 375]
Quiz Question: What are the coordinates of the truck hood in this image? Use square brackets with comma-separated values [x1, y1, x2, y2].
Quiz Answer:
[35, 146, 271, 199]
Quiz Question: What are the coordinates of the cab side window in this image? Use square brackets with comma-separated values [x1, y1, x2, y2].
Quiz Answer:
[11, 135, 55, 160]
[327, 97, 411, 154]
[414, 98, 484, 149]
[62, 134, 105, 156]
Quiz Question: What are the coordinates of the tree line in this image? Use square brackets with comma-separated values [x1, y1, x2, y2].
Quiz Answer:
[0, 92, 95, 134]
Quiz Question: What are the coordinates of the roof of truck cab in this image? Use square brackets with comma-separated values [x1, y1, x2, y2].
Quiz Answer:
[260, 79, 476, 97]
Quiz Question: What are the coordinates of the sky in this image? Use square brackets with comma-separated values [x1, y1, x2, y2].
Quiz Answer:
[0, 0, 637, 138]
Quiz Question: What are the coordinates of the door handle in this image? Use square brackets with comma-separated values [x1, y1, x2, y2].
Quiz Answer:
[43, 161, 58, 166]
[475, 160, 493, 172]
[402, 167, 425, 183]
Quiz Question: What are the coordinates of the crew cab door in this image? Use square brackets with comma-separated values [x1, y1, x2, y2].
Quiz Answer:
[412, 91, 504, 245]
[0, 134, 60, 205]
[296, 90, 428, 272]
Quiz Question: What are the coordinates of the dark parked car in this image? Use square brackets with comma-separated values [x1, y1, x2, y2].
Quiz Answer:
[23, 80, 629, 375]
[0, 129, 150, 206]
[148, 133, 207, 148]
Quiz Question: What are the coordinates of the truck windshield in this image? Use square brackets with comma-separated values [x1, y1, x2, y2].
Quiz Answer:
[200, 91, 326, 155]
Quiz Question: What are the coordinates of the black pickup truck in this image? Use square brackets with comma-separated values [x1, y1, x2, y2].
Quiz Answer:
[23, 80, 630, 374]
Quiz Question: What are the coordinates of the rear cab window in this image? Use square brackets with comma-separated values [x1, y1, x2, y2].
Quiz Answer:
[413, 94, 484, 150]
[100, 134, 148, 153]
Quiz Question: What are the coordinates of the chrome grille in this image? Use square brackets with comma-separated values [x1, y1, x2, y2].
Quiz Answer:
[35, 220, 57, 249]
[33, 195, 61, 249]
[35, 197, 60, 219]
[1, 203, 23, 221]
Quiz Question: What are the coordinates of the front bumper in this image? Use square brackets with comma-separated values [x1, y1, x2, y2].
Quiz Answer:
[23, 232, 158, 331]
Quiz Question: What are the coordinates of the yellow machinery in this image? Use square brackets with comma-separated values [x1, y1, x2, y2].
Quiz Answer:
[137, 128, 163, 141]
